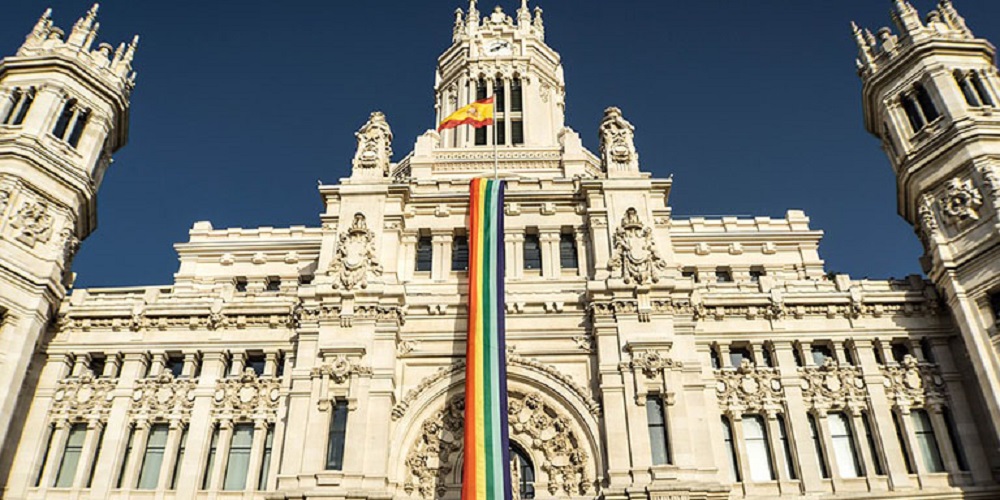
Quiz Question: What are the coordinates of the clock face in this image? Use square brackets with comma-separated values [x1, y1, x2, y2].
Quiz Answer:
[484, 40, 513, 56]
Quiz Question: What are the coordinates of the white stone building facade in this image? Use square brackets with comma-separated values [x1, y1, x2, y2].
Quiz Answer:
[3, 1, 1000, 499]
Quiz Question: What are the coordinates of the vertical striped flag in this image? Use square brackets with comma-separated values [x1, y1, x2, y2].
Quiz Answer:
[463, 178, 512, 500]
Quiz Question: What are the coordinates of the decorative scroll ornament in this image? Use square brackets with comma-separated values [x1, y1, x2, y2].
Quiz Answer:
[598, 106, 638, 174]
[939, 177, 983, 223]
[131, 373, 196, 419]
[310, 354, 371, 384]
[800, 358, 867, 413]
[630, 350, 680, 379]
[608, 207, 666, 285]
[882, 355, 948, 410]
[212, 369, 281, 419]
[50, 373, 116, 420]
[10, 200, 54, 247]
[715, 360, 784, 414]
[330, 213, 383, 290]
[404, 392, 591, 499]
[351, 111, 393, 179]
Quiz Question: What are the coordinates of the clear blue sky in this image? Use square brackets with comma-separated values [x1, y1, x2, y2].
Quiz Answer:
[4, 1, 998, 288]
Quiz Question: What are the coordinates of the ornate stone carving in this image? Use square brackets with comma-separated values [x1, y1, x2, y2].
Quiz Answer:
[800, 359, 867, 413]
[10, 200, 54, 247]
[330, 213, 382, 290]
[599, 107, 638, 174]
[50, 373, 116, 421]
[131, 373, 197, 419]
[311, 355, 371, 384]
[0, 189, 9, 215]
[630, 351, 680, 379]
[882, 355, 948, 410]
[608, 208, 666, 285]
[212, 369, 282, 419]
[58, 227, 80, 263]
[939, 177, 983, 223]
[715, 360, 784, 414]
[404, 391, 591, 499]
[352, 111, 393, 179]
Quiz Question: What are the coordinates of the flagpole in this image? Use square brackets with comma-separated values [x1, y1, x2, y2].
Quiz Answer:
[493, 93, 498, 180]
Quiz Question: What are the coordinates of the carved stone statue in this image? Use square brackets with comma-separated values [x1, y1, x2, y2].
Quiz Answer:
[599, 107, 639, 176]
[351, 111, 393, 180]
[330, 213, 382, 290]
[608, 207, 666, 285]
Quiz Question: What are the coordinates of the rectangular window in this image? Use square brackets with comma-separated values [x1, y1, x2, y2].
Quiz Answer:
[523, 233, 542, 270]
[137, 424, 169, 489]
[258, 424, 275, 490]
[511, 78, 523, 112]
[892, 411, 915, 474]
[247, 354, 266, 377]
[12, 88, 34, 125]
[760, 345, 774, 368]
[327, 400, 349, 470]
[201, 425, 219, 490]
[829, 412, 861, 478]
[559, 232, 578, 269]
[265, 277, 281, 292]
[915, 85, 940, 123]
[497, 119, 506, 145]
[912, 409, 945, 472]
[55, 423, 88, 487]
[682, 268, 698, 282]
[89, 355, 106, 378]
[52, 99, 76, 140]
[511, 120, 524, 145]
[496, 80, 506, 111]
[709, 346, 722, 370]
[777, 415, 797, 480]
[972, 72, 995, 106]
[749, 268, 765, 283]
[715, 268, 733, 283]
[811, 344, 833, 366]
[235, 277, 248, 293]
[743, 415, 775, 481]
[891, 343, 910, 363]
[415, 235, 433, 272]
[722, 416, 741, 482]
[729, 347, 753, 368]
[170, 428, 187, 489]
[862, 411, 884, 476]
[223, 424, 254, 490]
[957, 72, 982, 106]
[67, 109, 89, 148]
[452, 235, 469, 271]
[809, 414, 830, 478]
[117, 428, 136, 488]
[902, 95, 926, 132]
[942, 407, 969, 472]
[646, 396, 670, 465]
[475, 126, 487, 146]
[167, 355, 185, 378]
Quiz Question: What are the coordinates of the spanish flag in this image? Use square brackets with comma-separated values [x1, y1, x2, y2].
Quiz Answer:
[438, 96, 495, 132]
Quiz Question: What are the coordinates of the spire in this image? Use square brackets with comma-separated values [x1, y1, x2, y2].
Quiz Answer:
[467, 0, 480, 32]
[454, 8, 465, 41]
[891, 0, 923, 37]
[938, 0, 973, 37]
[68, 3, 100, 50]
[852, 21, 876, 71]
[112, 35, 139, 77]
[32, 8, 53, 37]
[533, 6, 544, 36]
[517, 0, 532, 28]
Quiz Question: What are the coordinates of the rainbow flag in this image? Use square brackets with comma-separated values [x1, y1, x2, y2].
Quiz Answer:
[463, 178, 512, 500]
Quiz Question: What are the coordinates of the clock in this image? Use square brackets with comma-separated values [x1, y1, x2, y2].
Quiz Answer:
[484, 40, 513, 57]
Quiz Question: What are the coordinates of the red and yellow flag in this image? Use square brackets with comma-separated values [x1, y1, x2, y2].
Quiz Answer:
[438, 97, 495, 131]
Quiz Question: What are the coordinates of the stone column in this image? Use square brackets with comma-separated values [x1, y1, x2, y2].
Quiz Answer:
[853, 339, 913, 489]
[103, 353, 122, 378]
[729, 414, 750, 490]
[399, 233, 418, 282]
[244, 420, 269, 492]
[773, 343, 823, 493]
[156, 421, 185, 490]
[37, 420, 70, 488]
[927, 405, 960, 474]
[765, 411, 790, 482]
[174, 351, 226, 498]
[574, 230, 587, 277]
[71, 353, 90, 377]
[812, 412, 840, 485]
[230, 351, 247, 377]
[594, 319, 630, 490]
[509, 232, 525, 279]
[208, 419, 234, 490]
[849, 410, 878, 486]
[264, 351, 280, 378]
[89, 352, 147, 498]
[120, 420, 152, 490]
[70, 419, 104, 488]
[0, 86, 15, 121]
[181, 352, 199, 378]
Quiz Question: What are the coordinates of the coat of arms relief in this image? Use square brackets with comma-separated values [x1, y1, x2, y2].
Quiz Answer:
[330, 213, 382, 290]
[608, 207, 666, 285]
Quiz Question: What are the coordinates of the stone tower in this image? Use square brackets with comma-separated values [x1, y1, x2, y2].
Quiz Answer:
[857, 0, 1000, 439]
[0, 4, 135, 450]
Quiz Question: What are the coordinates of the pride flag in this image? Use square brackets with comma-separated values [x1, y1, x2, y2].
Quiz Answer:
[439, 97, 495, 132]
[463, 178, 512, 500]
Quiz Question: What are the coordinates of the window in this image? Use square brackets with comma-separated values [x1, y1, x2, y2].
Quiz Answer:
[942, 407, 969, 472]
[497, 118, 506, 145]
[415, 235, 433, 272]
[862, 411, 884, 476]
[298, 274, 314, 285]
[89, 355, 106, 377]
[511, 78, 523, 112]
[523, 233, 542, 270]
[167, 354, 185, 378]
[990, 291, 1000, 325]
[971, 71, 995, 106]
[201, 425, 219, 489]
[892, 411, 915, 473]
[54, 423, 87, 487]
[743, 415, 775, 481]
[811, 344, 833, 366]
[646, 396, 670, 465]
[709, 345, 722, 369]
[258, 424, 275, 490]
[511, 120, 524, 145]
[2, 87, 35, 125]
[809, 414, 830, 478]
[235, 277, 248, 293]
[475, 123, 488, 145]
[914, 84, 940, 123]
[452, 234, 469, 271]
[52, 99, 76, 140]
[170, 428, 187, 489]
[901, 94, 926, 132]
[729, 346, 753, 368]
[891, 343, 910, 363]
[86, 426, 104, 487]
[715, 268, 733, 283]
[67, 109, 89, 147]
[722, 416, 741, 482]
[511, 444, 535, 499]
[957, 71, 983, 106]
[496, 78, 506, 111]
[475, 79, 488, 145]
[35, 425, 54, 487]
[920, 338, 936, 364]
[841, 344, 856, 366]
[52, 99, 91, 147]
[749, 267, 765, 283]
[326, 400, 349, 470]
[559, 232, 578, 269]
[912, 409, 945, 472]
[777, 415, 797, 479]
[117, 428, 135, 488]
[137, 424, 169, 489]
[682, 268, 698, 283]
[223, 424, 254, 490]
[873, 342, 886, 365]
[275, 353, 285, 378]
[792, 345, 805, 368]
[760, 345, 774, 368]
[829, 412, 861, 478]
[247, 353, 266, 377]
[265, 277, 281, 292]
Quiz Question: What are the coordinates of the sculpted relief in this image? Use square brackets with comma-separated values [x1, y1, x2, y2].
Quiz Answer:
[608, 207, 666, 285]
[598, 107, 638, 174]
[939, 176, 983, 223]
[352, 111, 393, 179]
[10, 200, 54, 248]
[330, 213, 383, 290]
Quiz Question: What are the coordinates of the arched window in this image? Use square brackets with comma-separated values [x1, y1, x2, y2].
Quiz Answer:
[510, 443, 535, 499]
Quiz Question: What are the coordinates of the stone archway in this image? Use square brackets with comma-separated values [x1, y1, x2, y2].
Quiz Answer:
[403, 391, 591, 499]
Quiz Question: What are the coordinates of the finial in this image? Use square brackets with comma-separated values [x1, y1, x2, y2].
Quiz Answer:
[891, 0, 923, 35]
[852, 21, 875, 69]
